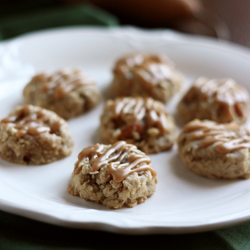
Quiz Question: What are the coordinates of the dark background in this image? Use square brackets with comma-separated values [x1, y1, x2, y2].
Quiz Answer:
[0, 0, 249, 47]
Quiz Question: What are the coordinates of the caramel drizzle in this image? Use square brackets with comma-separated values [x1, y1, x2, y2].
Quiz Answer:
[1, 105, 62, 138]
[76, 141, 156, 182]
[115, 54, 172, 85]
[183, 122, 250, 154]
[197, 78, 248, 103]
[114, 97, 168, 134]
[135, 62, 172, 89]
[190, 78, 249, 119]
[33, 70, 93, 99]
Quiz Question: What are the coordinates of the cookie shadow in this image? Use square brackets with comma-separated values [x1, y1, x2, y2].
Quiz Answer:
[172, 110, 186, 128]
[101, 83, 113, 101]
[169, 153, 238, 188]
[91, 127, 101, 144]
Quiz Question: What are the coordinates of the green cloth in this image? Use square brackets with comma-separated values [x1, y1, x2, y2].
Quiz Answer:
[0, 2, 250, 250]
[0, 209, 250, 250]
[0, 3, 119, 40]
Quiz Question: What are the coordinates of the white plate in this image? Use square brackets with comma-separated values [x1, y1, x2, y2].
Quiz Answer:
[1, 27, 250, 234]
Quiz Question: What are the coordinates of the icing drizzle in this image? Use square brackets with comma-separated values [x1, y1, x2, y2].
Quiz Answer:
[183, 77, 249, 121]
[1, 105, 63, 138]
[32, 69, 93, 99]
[75, 141, 156, 182]
[183, 121, 250, 154]
[113, 97, 169, 137]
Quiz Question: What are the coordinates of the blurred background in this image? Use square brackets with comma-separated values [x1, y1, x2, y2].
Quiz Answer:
[0, 0, 249, 47]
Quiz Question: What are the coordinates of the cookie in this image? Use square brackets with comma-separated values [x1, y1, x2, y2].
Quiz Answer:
[68, 141, 157, 209]
[178, 119, 250, 179]
[100, 97, 177, 154]
[111, 53, 183, 103]
[178, 77, 249, 124]
[23, 69, 101, 120]
[0, 105, 74, 165]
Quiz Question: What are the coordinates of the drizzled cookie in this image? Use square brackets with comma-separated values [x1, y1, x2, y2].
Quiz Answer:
[111, 53, 183, 103]
[178, 77, 249, 124]
[0, 105, 74, 164]
[23, 69, 101, 120]
[100, 97, 177, 154]
[68, 141, 157, 209]
[178, 119, 250, 179]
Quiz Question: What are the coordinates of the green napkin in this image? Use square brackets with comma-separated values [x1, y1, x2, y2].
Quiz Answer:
[0, 3, 119, 40]
[0, 209, 250, 250]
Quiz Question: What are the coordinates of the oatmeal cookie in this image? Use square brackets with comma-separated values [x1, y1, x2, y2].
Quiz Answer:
[68, 141, 157, 209]
[0, 105, 74, 164]
[23, 69, 101, 120]
[100, 97, 177, 154]
[178, 77, 249, 124]
[178, 119, 250, 179]
[111, 53, 183, 103]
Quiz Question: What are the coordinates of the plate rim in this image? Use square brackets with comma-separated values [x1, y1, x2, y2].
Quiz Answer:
[1, 26, 250, 57]
[1, 195, 250, 235]
[1, 26, 250, 234]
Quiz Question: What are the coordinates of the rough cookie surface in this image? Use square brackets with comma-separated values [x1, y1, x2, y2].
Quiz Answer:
[23, 69, 101, 120]
[68, 141, 157, 209]
[178, 119, 250, 179]
[111, 53, 183, 103]
[100, 97, 177, 154]
[0, 105, 74, 165]
[178, 77, 249, 124]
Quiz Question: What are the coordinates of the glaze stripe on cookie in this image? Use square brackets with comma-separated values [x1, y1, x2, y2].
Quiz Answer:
[75, 141, 156, 182]
[183, 121, 250, 154]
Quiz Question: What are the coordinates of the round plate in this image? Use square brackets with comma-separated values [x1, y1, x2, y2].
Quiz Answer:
[0, 27, 250, 234]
